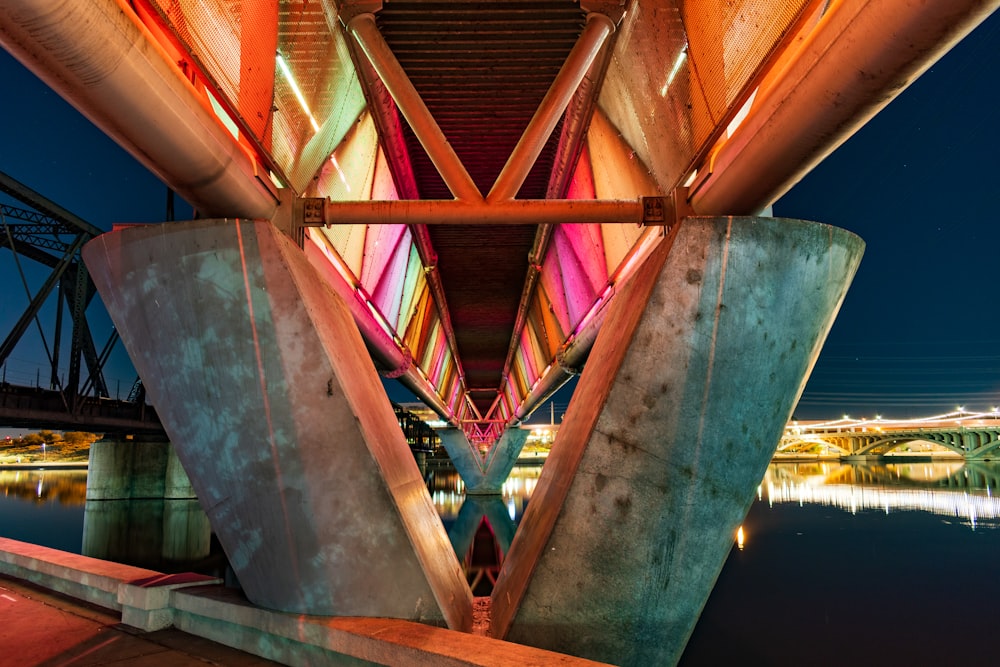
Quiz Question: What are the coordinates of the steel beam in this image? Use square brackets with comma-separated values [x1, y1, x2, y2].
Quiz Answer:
[487, 13, 615, 202]
[0, 0, 277, 219]
[690, 0, 999, 215]
[322, 198, 645, 226]
[0, 233, 86, 369]
[0, 170, 102, 237]
[348, 13, 483, 202]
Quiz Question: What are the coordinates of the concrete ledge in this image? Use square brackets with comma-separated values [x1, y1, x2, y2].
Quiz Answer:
[0, 536, 158, 611]
[0, 537, 220, 631]
[0, 538, 610, 666]
[120, 572, 224, 631]
[171, 585, 611, 666]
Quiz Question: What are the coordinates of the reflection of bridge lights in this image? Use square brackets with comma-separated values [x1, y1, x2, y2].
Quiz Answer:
[764, 482, 1000, 530]
[736, 526, 745, 550]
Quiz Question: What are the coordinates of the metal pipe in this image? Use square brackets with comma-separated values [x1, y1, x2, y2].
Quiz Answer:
[348, 13, 483, 202]
[487, 13, 615, 202]
[0, 0, 278, 220]
[512, 224, 669, 421]
[346, 53, 467, 418]
[323, 198, 644, 226]
[301, 235, 457, 422]
[691, 0, 999, 215]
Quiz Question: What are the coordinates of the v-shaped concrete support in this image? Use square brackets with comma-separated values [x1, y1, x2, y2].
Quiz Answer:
[490, 216, 864, 665]
[83, 219, 472, 630]
[438, 427, 530, 494]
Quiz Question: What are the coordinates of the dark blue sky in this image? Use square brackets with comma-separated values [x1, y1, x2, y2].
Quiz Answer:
[773, 12, 1000, 418]
[1, 11, 997, 420]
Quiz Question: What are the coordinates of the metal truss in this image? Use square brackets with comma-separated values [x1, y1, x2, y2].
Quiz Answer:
[0, 169, 114, 409]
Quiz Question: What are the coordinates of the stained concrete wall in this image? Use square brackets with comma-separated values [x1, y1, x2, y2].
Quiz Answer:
[83, 219, 472, 629]
[492, 216, 864, 665]
[86, 437, 195, 501]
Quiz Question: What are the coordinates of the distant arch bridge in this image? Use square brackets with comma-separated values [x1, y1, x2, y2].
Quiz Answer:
[779, 425, 1000, 460]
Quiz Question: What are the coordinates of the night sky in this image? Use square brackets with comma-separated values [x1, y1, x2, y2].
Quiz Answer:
[1, 11, 997, 420]
[773, 11, 1000, 418]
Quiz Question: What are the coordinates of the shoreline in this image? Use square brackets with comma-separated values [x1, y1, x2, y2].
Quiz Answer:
[0, 461, 89, 470]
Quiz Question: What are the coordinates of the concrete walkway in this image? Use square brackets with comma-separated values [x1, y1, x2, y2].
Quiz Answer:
[0, 538, 612, 666]
[0, 575, 280, 667]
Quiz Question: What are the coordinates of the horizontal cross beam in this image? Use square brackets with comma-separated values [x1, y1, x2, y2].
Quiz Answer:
[314, 196, 687, 227]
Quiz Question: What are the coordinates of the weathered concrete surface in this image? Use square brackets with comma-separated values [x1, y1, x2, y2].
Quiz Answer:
[439, 427, 530, 494]
[83, 219, 472, 629]
[87, 436, 184, 500]
[491, 216, 864, 665]
[0, 535, 612, 666]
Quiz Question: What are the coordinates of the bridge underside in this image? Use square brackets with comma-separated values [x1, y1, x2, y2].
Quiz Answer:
[2, 0, 991, 442]
[3, 0, 996, 663]
[84, 212, 863, 662]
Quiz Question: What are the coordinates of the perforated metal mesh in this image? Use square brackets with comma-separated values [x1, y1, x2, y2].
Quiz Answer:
[682, 0, 811, 129]
[143, 0, 364, 189]
[148, 1, 277, 141]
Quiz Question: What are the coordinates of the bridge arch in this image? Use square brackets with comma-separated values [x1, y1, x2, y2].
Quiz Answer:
[777, 438, 850, 455]
[854, 435, 964, 458]
[967, 438, 1000, 460]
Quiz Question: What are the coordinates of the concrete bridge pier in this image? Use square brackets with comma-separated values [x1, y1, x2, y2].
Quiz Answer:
[438, 427, 530, 494]
[86, 436, 196, 501]
[83, 219, 472, 630]
[490, 216, 864, 666]
[84, 436, 210, 566]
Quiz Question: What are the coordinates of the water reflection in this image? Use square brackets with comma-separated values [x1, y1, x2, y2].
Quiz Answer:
[425, 464, 541, 594]
[82, 499, 219, 572]
[0, 470, 88, 553]
[426, 463, 541, 526]
[7, 460, 998, 591]
[0, 469, 87, 505]
[762, 461, 1000, 530]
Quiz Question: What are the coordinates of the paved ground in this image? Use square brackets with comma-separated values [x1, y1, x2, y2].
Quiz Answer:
[0, 575, 281, 667]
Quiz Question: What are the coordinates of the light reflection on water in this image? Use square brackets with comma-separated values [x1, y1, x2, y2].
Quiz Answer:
[426, 463, 541, 524]
[5, 460, 1000, 663]
[759, 461, 1000, 530]
[683, 461, 1000, 666]
[0, 469, 87, 554]
[425, 464, 542, 595]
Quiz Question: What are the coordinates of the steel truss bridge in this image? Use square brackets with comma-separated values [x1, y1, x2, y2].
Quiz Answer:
[0, 170, 165, 433]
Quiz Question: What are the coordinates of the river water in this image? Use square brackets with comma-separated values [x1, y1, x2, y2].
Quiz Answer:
[1, 460, 997, 665]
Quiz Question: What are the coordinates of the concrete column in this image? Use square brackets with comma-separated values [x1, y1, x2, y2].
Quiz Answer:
[86, 436, 172, 500]
[82, 499, 164, 563]
[439, 427, 530, 494]
[161, 499, 212, 562]
[83, 219, 472, 630]
[490, 216, 863, 665]
[164, 445, 197, 500]
[961, 432, 977, 456]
